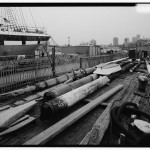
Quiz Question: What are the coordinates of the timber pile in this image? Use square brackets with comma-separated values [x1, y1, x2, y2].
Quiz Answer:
[40, 76, 110, 120]
[0, 73, 100, 130]
[0, 67, 96, 101]
[41, 60, 135, 120]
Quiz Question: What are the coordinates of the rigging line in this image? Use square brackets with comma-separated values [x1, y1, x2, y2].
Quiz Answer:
[4, 7, 7, 20]
[32, 7, 40, 28]
[4, 7, 10, 30]
[6, 7, 16, 30]
[19, 7, 26, 29]
[1, 8, 2, 23]
[24, 8, 31, 36]
[20, 8, 27, 29]
[36, 7, 44, 28]
[29, 7, 37, 29]
[12, 7, 20, 29]
[14, 7, 22, 28]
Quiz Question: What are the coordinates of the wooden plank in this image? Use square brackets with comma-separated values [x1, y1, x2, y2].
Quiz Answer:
[23, 84, 123, 145]
[10, 115, 30, 127]
[0, 117, 36, 137]
[80, 101, 113, 145]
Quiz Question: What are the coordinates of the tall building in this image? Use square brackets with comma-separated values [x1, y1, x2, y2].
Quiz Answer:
[136, 34, 140, 41]
[113, 37, 118, 46]
[132, 34, 141, 43]
[124, 38, 129, 47]
[132, 37, 137, 43]
[124, 38, 129, 44]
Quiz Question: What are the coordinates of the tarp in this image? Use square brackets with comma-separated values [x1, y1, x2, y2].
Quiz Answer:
[94, 62, 121, 75]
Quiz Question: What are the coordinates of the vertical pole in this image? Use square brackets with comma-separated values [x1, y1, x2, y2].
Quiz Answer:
[88, 47, 90, 68]
[52, 46, 55, 78]
[80, 57, 82, 68]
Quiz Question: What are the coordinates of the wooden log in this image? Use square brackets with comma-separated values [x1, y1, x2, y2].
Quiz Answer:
[108, 62, 134, 81]
[134, 68, 148, 73]
[40, 76, 110, 120]
[0, 105, 10, 112]
[0, 100, 37, 131]
[43, 74, 98, 101]
[146, 60, 150, 73]
[23, 83, 67, 102]
[121, 62, 135, 73]
[130, 61, 141, 72]
[96, 57, 128, 68]
[23, 84, 123, 145]
[64, 78, 74, 84]
[0, 116, 36, 137]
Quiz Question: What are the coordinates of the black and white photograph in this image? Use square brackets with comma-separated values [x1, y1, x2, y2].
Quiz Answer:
[0, 2, 150, 147]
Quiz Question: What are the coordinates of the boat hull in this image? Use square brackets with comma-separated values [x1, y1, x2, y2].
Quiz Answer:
[0, 44, 39, 56]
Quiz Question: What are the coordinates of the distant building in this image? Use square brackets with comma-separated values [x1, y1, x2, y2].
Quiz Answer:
[136, 39, 146, 47]
[132, 37, 137, 43]
[89, 39, 96, 45]
[136, 34, 140, 41]
[132, 34, 141, 43]
[59, 45, 102, 56]
[113, 37, 118, 46]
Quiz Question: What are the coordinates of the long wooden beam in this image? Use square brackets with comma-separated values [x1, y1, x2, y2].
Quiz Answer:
[23, 84, 123, 145]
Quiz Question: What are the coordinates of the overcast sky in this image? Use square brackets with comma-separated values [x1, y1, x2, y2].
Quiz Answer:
[2, 5, 150, 45]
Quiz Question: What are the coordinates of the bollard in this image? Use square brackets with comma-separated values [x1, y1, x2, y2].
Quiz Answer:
[138, 75, 148, 92]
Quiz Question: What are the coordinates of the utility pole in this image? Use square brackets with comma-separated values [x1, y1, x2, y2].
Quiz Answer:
[68, 37, 70, 46]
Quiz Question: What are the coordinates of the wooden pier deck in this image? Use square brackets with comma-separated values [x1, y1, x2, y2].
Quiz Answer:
[0, 62, 149, 146]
